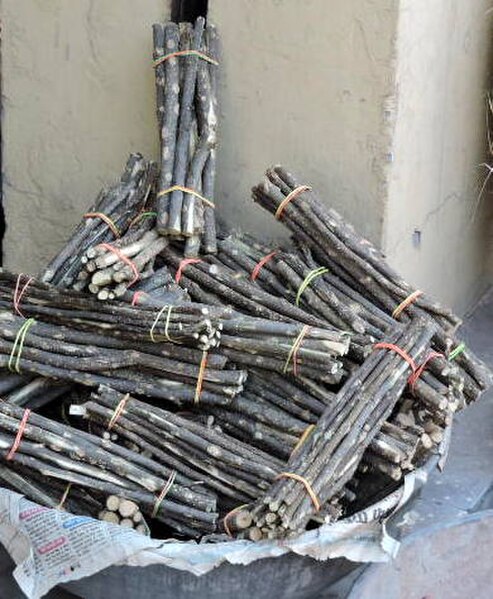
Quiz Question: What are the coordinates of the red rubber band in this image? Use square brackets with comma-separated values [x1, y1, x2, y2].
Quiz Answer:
[7, 408, 31, 461]
[175, 259, 203, 284]
[251, 251, 278, 281]
[131, 291, 147, 306]
[13, 274, 33, 318]
[373, 342, 417, 372]
[408, 351, 444, 390]
[98, 243, 140, 287]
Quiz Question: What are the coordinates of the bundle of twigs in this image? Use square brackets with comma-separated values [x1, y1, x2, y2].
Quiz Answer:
[80, 386, 283, 522]
[0, 271, 221, 351]
[252, 165, 491, 402]
[42, 154, 156, 288]
[99, 495, 148, 534]
[160, 245, 350, 327]
[0, 462, 119, 527]
[77, 216, 168, 300]
[0, 401, 217, 536]
[0, 270, 352, 385]
[163, 238, 463, 415]
[207, 367, 447, 479]
[121, 266, 189, 306]
[153, 17, 219, 256]
[246, 318, 436, 538]
[0, 311, 244, 404]
[218, 316, 349, 383]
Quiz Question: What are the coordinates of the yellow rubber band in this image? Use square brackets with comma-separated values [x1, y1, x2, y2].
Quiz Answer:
[295, 267, 329, 306]
[153, 50, 219, 68]
[150, 305, 181, 344]
[157, 185, 215, 208]
[57, 483, 72, 510]
[8, 318, 36, 373]
[290, 424, 316, 458]
[276, 472, 320, 512]
[392, 290, 423, 319]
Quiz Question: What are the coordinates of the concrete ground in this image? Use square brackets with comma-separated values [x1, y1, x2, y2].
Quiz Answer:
[0, 290, 492, 598]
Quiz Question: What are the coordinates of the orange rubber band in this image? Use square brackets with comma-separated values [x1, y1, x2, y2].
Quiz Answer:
[152, 470, 177, 518]
[275, 186, 312, 220]
[153, 50, 219, 67]
[107, 394, 130, 431]
[223, 503, 249, 537]
[13, 274, 33, 318]
[97, 244, 140, 287]
[157, 185, 215, 209]
[292, 326, 311, 377]
[276, 472, 320, 512]
[251, 251, 278, 281]
[194, 351, 208, 404]
[373, 342, 417, 373]
[290, 424, 316, 458]
[392, 290, 423, 319]
[84, 213, 120, 238]
[408, 351, 444, 390]
[283, 325, 311, 376]
[175, 258, 203, 283]
[131, 291, 147, 306]
[7, 408, 31, 461]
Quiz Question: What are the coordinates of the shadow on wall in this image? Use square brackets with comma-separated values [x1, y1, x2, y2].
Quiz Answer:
[172, 0, 209, 22]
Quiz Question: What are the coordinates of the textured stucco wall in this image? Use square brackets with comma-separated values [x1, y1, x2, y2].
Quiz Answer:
[2, 0, 170, 274]
[2, 0, 492, 311]
[382, 0, 493, 313]
[208, 0, 398, 245]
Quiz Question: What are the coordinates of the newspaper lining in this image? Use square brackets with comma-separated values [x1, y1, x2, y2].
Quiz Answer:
[0, 459, 437, 599]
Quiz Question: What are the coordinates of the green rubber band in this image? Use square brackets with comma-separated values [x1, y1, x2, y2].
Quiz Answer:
[8, 318, 36, 373]
[136, 211, 157, 220]
[449, 342, 466, 361]
[295, 267, 329, 306]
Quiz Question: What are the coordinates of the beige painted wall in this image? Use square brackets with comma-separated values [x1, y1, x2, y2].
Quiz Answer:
[2, 0, 170, 274]
[383, 0, 493, 313]
[208, 0, 398, 245]
[2, 0, 492, 311]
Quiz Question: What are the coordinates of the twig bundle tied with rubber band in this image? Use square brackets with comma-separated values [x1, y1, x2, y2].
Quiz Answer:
[77, 210, 169, 301]
[217, 316, 349, 383]
[0, 270, 222, 351]
[0, 310, 245, 405]
[243, 318, 436, 538]
[252, 165, 492, 403]
[153, 17, 220, 256]
[0, 400, 218, 536]
[81, 386, 284, 515]
[42, 154, 157, 288]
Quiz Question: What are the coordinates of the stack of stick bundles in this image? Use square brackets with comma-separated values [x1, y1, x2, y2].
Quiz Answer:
[0, 15, 489, 542]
